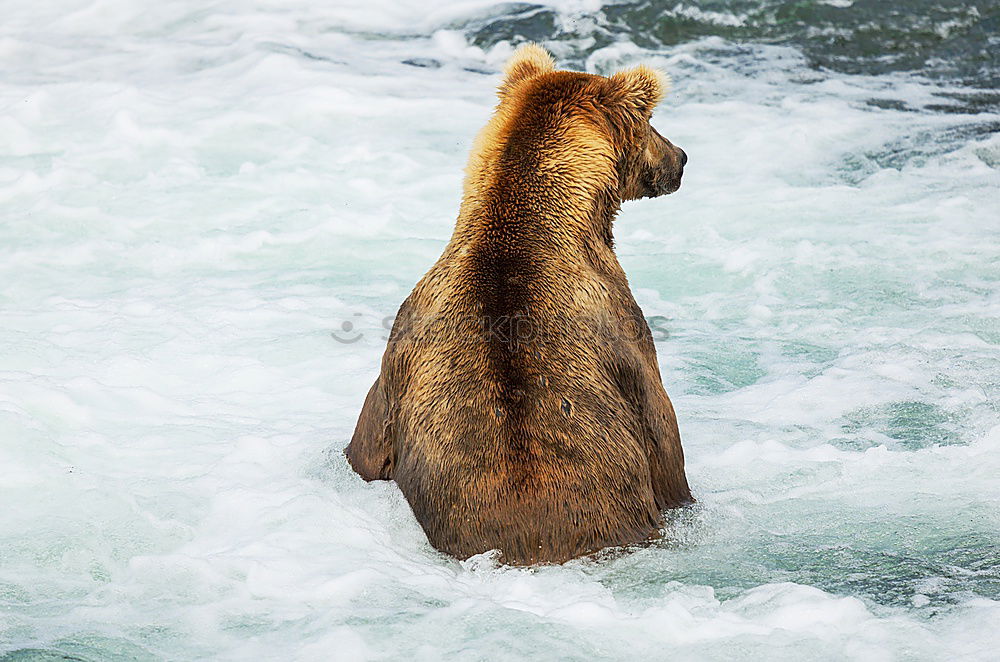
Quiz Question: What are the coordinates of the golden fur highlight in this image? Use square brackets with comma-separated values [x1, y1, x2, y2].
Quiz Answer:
[497, 43, 556, 99]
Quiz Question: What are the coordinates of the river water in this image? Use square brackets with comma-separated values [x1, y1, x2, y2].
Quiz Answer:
[2, 1, 998, 660]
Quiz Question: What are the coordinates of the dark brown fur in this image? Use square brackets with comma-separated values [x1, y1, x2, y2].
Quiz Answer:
[345, 45, 691, 565]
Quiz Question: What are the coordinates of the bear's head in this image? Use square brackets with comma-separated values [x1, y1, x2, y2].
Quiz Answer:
[494, 44, 687, 203]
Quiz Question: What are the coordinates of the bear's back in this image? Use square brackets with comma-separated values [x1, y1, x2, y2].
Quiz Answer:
[379, 246, 670, 563]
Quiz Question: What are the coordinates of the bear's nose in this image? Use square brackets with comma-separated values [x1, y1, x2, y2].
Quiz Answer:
[679, 149, 688, 167]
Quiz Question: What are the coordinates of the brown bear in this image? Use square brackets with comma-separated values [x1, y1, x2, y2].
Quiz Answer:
[345, 44, 691, 565]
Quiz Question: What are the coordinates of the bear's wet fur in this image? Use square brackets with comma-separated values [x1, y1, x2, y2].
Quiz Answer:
[346, 44, 691, 565]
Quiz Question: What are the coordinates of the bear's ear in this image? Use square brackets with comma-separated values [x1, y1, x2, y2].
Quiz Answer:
[607, 65, 671, 117]
[498, 43, 555, 99]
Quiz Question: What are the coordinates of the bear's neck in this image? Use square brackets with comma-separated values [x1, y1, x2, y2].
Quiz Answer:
[461, 184, 618, 249]
[451, 145, 622, 257]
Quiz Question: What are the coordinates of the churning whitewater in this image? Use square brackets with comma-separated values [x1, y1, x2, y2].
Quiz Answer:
[1, 1, 998, 660]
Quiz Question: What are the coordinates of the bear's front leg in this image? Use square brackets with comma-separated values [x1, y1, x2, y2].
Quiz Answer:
[345, 377, 393, 481]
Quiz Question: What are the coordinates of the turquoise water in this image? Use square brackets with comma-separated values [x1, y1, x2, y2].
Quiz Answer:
[1, 1, 998, 660]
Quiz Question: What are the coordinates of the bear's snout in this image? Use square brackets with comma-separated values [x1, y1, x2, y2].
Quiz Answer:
[639, 126, 686, 198]
[647, 143, 685, 197]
